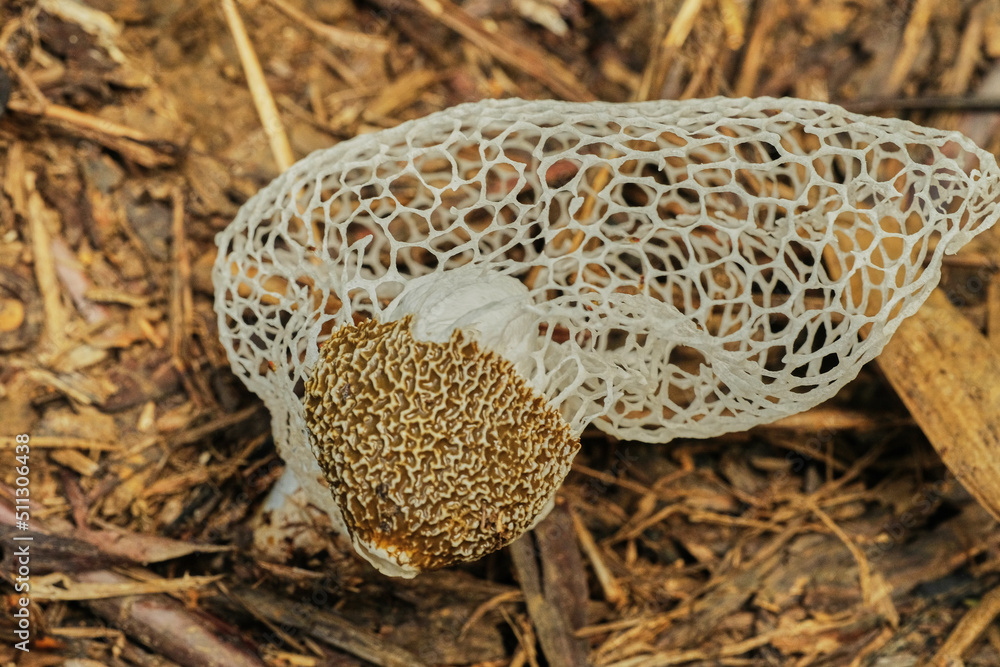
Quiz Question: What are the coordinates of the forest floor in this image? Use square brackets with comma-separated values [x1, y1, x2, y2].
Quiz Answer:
[2, 0, 1000, 665]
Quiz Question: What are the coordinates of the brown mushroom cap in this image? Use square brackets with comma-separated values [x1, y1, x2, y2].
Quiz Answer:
[303, 315, 579, 574]
[216, 97, 1000, 577]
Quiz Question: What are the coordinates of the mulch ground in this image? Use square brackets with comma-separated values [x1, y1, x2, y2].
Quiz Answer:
[2, 0, 1000, 665]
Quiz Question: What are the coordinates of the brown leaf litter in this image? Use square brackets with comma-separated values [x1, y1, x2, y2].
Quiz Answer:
[1, 0, 1000, 665]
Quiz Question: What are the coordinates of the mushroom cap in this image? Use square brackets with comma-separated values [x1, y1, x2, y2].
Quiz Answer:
[303, 315, 578, 575]
[213, 96, 1000, 574]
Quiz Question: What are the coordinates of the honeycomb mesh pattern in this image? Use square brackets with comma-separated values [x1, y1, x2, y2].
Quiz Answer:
[214, 97, 1000, 464]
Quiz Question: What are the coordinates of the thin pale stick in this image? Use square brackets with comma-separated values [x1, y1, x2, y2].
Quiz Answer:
[220, 0, 295, 171]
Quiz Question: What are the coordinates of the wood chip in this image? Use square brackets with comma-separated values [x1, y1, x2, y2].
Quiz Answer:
[509, 531, 589, 667]
[932, 584, 1000, 665]
[49, 449, 100, 476]
[231, 588, 428, 667]
[34, 573, 222, 601]
[877, 289, 1000, 522]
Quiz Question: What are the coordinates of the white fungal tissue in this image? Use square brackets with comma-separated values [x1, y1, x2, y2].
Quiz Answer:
[214, 97, 1000, 568]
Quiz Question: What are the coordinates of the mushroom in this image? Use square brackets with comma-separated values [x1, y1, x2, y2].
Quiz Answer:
[213, 97, 1000, 577]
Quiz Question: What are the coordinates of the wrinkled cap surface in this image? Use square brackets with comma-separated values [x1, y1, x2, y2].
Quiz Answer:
[303, 315, 578, 575]
[213, 96, 1000, 569]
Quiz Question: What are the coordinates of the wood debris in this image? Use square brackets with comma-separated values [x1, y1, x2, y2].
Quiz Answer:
[0, 0, 998, 664]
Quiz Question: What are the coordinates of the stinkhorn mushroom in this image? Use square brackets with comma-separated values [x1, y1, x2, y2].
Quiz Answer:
[214, 97, 1000, 577]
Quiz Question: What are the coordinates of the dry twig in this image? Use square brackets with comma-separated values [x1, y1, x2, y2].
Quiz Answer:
[370, 0, 594, 102]
[885, 0, 938, 96]
[169, 188, 193, 368]
[230, 588, 428, 667]
[634, 0, 706, 101]
[220, 0, 295, 171]
[932, 584, 1000, 665]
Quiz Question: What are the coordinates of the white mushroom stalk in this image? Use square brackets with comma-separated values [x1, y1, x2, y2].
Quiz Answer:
[214, 97, 1000, 577]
